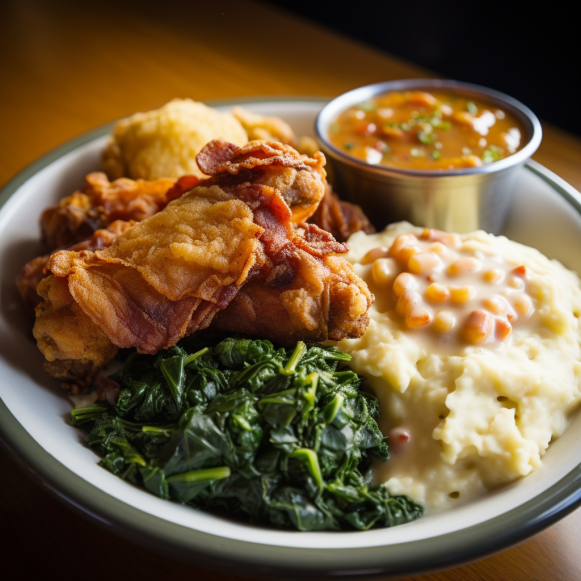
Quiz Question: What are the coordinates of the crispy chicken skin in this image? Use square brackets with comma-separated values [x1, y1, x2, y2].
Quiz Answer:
[33, 275, 118, 394]
[32, 140, 373, 391]
[17, 220, 136, 311]
[40, 172, 184, 251]
[308, 185, 376, 243]
[197, 139, 326, 223]
[213, 231, 372, 346]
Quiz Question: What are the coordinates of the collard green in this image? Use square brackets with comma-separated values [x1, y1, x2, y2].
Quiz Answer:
[73, 337, 423, 531]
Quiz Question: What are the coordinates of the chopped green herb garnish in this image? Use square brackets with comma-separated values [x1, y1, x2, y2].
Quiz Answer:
[418, 129, 437, 145]
[400, 122, 412, 132]
[467, 101, 478, 115]
[344, 142, 354, 150]
[482, 148, 504, 164]
[431, 150, 442, 160]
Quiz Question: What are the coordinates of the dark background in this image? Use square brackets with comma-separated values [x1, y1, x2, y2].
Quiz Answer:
[262, 0, 580, 137]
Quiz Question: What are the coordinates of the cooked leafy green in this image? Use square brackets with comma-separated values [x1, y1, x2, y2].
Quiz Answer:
[74, 337, 423, 531]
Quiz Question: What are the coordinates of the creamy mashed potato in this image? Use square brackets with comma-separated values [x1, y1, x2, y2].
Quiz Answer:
[337, 222, 581, 512]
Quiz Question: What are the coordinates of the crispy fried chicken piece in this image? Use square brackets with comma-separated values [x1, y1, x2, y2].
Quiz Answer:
[197, 139, 326, 223]
[40, 172, 181, 251]
[33, 141, 372, 390]
[308, 185, 376, 243]
[17, 220, 136, 311]
[33, 275, 118, 394]
[232, 106, 296, 145]
[212, 225, 372, 346]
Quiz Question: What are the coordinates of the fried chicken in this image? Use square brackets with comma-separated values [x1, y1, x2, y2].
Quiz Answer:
[40, 172, 179, 251]
[34, 275, 118, 394]
[197, 139, 326, 223]
[17, 220, 136, 311]
[212, 224, 371, 346]
[32, 140, 373, 391]
[308, 185, 376, 243]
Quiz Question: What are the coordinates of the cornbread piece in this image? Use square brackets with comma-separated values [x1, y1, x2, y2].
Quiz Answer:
[232, 106, 296, 145]
[101, 99, 248, 180]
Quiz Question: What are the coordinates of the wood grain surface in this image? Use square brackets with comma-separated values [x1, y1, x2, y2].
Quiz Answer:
[1, 1, 581, 579]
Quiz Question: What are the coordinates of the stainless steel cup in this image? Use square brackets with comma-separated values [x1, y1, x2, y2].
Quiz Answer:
[315, 79, 542, 234]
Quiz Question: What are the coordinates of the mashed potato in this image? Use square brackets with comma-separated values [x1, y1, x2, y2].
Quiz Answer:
[101, 99, 248, 180]
[337, 222, 581, 512]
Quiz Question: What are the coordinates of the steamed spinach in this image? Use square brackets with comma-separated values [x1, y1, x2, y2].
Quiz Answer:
[73, 338, 423, 531]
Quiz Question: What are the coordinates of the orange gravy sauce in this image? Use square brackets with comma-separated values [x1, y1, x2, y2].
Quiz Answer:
[329, 90, 527, 170]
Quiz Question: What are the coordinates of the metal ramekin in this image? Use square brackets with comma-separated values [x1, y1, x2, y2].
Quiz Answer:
[315, 79, 542, 234]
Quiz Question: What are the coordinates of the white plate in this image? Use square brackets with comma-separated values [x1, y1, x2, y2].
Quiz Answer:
[1, 98, 581, 578]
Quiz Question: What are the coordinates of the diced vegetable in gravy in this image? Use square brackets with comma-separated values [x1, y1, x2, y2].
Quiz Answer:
[328, 90, 527, 170]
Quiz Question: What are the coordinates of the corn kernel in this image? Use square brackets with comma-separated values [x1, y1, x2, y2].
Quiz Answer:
[362, 246, 389, 265]
[425, 283, 450, 303]
[434, 310, 456, 333]
[483, 296, 508, 315]
[389, 234, 417, 257]
[450, 285, 476, 304]
[393, 272, 417, 297]
[483, 269, 504, 284]
[372, 258, 393, 285]
[429, 242, 447, 254]
[406, 304, 433, 328]
[513, 294, 533, 318]
[408, 252, 441, 275]
[420, 229, 460, 247]
[448, 257, 482, 275]
[508, 276, 525, 290]
[398, 246, 419, 264]
[462, 310, 493, 344]
[495, 318, 512, 341]
[396, 289, 421, 317]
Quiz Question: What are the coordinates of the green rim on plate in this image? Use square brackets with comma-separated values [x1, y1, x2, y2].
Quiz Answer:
[1, 99, 581, 580]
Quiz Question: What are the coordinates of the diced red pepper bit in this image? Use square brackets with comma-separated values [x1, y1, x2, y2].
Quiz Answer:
[512, 265, 528, 277]
[354, 121, 377, 136]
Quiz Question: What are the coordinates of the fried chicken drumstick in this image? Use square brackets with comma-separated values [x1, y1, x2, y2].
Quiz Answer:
[32, 141, 373, 391]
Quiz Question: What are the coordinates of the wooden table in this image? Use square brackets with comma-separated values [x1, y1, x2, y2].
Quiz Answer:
[2, 1, 581, 578]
